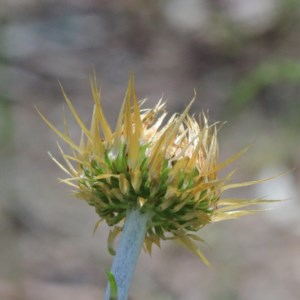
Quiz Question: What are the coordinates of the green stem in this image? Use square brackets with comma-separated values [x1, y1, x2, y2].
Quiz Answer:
[104, 209, 150, 300]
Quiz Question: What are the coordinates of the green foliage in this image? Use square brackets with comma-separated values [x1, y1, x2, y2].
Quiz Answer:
[0, 96, 12, 152]
[229, 61, 300, 111]
[0, 25, 12, 152]
[105, 271, 118, 300]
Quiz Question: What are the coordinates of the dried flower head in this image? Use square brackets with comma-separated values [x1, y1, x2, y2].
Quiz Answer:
[37, 76, 272, 266]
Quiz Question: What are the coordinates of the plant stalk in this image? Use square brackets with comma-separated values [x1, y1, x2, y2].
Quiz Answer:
[104, 209, 150, 300]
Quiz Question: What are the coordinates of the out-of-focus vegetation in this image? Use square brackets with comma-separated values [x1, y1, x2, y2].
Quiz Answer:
[0, 28, 12, 153]
[0, 98, 12, 151]
[229, 61, 300, 127]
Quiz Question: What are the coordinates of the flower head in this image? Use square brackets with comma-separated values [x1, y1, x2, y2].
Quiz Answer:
[38, 76, 272, 266]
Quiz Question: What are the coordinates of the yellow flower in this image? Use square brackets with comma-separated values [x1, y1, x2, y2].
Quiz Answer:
[37, 75, 273, 266]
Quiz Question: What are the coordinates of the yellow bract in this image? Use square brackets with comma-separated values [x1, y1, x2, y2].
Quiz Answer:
[38, 75, 276, 266]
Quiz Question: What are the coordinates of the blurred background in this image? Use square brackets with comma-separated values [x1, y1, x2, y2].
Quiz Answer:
[0, 1, 300, 299]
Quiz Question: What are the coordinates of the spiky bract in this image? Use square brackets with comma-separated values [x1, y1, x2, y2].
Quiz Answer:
[38, 76, 271, 265]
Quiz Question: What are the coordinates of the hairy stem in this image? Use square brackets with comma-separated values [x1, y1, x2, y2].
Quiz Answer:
[104, 209, 150, 300]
